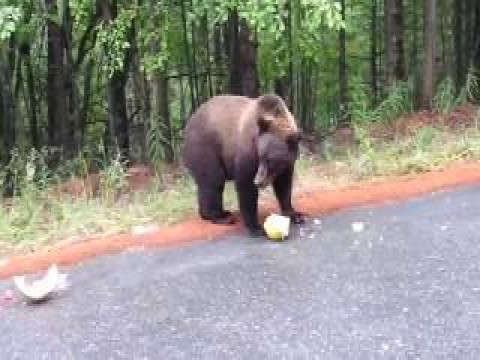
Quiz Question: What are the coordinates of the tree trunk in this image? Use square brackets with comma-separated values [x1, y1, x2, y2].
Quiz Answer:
[213, 24, 224, 93]
[180, 0, 196, 111]
[107, 72, 130, 160]
[151, 72, 174, 163]
[0, 57, 17, 196]
[0, 60, 16, 161]
[25, 52, 39, 149]
[130, 33, 150, 162]
[421, 0, 437, 109]
[370, 0, 379, 105]
[338, 0, 348, 125]
[384, 0, 406, 88]
[63, 3, 80, 157]
[464, 0, 474, 71]
[204, 15, 214, 98]
[227, 10, 259, 97]
[190, 12, 200, 104]
[101, 1, 132, 161]
[471, 2, 480, 70]
[453, 0, 464, 92]
[79, 58, 94, 150]
[274, 0, 293, 109]
[469, 3, 480, 103]
[46, 0, 70, 159]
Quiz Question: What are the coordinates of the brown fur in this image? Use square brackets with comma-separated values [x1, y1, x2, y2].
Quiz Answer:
[183, 94, 304, 236]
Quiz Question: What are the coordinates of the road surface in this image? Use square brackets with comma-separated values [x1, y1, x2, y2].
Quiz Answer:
[1, 185, 480, 359]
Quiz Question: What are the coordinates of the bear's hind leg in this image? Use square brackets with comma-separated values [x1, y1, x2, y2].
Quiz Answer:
[198, 184, 235, 225]
[186, 142, 234, 225]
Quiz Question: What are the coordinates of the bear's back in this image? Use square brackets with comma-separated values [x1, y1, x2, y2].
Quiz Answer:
[183, 95, 260, 175]
[185, 95, 258, 148]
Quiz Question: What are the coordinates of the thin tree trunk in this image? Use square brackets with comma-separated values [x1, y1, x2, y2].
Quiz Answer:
[370, 0, 379, 105]
[151, 72, 174, 163]
[465, 0, 474, 72]
[439, 0, 447, 76]
[180, 0, 196, 111]
[454, 0, 464, 92]
[25, 52, 39, 149]
[101, 1, 132, 160]
[338, 0, 348, 125]
[471, 1, 480, 70]
[422, 0, 437, 109]
[0, 55, 17, 196]
[204, 15, 214, 98]
[469, 3, 480, 103]
[384, 0, 406, 88]
[130, 33, 150, 162]
[46, 0, 69, 160]
[213, 25, 224, 93]
[190, 8, 199, 104]
[227, 9, 259, 97]
[274, 0, 293, 109]
[62, 3, 76, 156]
[0, 60, 17, 159]
[79, 58, 94, 150]
[107, 72, 130, 160]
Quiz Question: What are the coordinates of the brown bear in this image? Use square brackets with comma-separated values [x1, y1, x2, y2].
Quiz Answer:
[182, 94, 305, 237]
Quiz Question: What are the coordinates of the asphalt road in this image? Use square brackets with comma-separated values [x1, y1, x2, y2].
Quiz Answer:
[2, 185, 480, 359]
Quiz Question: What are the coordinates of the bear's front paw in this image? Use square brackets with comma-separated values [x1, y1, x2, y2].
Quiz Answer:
[248, 227, 266, 238]
[285, 211, 306, 224]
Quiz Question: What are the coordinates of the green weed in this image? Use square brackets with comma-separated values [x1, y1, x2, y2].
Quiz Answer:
[350, 80, 413, 125]
[433, 77, 465, 114]
[2, 116, 480, 252]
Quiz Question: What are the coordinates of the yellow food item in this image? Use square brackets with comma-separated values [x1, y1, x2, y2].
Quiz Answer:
[263, 214, 291, 241]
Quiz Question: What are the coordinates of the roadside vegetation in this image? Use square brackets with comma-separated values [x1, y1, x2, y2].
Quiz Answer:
[1, 79, 479, 253]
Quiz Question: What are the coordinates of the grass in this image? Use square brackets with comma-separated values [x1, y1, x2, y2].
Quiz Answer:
[1, 109, 480, 254]
[346, 124, 480, 179]
[0, 163, 244, 253]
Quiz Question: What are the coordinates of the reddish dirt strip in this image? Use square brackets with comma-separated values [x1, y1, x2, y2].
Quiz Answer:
[1, 161, 480, 279]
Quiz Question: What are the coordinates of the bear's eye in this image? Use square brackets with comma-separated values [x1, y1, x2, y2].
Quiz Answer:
[267, 159, 276, 169]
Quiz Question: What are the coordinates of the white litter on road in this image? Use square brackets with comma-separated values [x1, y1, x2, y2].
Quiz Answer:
[13, 264, 69, 302]
[351, 222, 365, 233]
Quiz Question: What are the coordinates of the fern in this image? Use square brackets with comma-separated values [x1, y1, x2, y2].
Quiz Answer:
[466, 70, 480, 104]
[433, 76, 465, 113]
[146, 115, 178, 164]
[350, 80, 413, 125]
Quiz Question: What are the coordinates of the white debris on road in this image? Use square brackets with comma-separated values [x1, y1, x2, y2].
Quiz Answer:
[13, 264, 69, 302]
[351, 222, 365, 233]
[131, 223, 160, 236]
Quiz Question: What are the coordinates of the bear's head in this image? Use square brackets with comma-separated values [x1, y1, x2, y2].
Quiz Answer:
[256, 95, 300, 140]
[254, 132, 300, 189]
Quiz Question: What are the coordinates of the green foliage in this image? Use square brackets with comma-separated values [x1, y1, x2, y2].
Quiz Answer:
[351, 80, 413, 125]
[348, 126, 480, 179]
[188, 0, 344, 84]
[466, 70, 480, 104]
[433, 77, 465, 114]
[0, 5, 21, 40]
[96, 6, 137, 77]
[413, 126, 437, 152]
[99, 154, 128, 204]
[3, 148, 52, 196]
[146, 116, 175, 164]
[136, 3, 172, 75]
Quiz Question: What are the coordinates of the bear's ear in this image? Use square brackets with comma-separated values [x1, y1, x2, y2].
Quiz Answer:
[258, 95, 283, 117]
